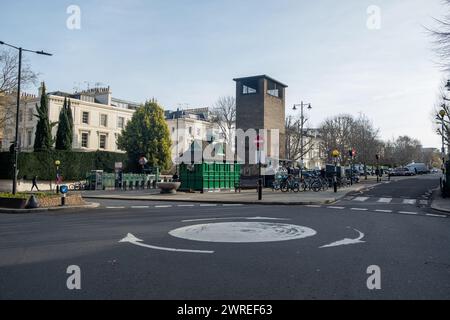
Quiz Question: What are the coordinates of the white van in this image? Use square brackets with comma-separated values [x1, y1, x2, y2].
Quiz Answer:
[405, 163, 429, 174]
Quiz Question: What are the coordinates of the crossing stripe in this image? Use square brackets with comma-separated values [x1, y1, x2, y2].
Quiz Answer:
[399, 211, 418, 215]
[375, 209, 393, 213]
[351, 208, 369, 211]
[353, 197, 369, 202]
[327, 206, 345, 210]
[426, 214, 447, 218]
[402, 199, 416, 205]
[377, 198, 392, 203]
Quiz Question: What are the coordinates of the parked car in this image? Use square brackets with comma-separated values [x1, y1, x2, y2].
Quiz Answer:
[405, 163, 430, 175]
[390, 168, 415, 176]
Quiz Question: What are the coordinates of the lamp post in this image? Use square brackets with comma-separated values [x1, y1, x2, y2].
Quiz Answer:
[0, 41, 52, 195]
[332, 150, 340, 193]
[293, 102, 312, 180]
[55, 160, 61, 194]
[439, 109, 446, 174]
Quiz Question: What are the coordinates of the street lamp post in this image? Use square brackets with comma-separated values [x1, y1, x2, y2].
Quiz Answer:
[55, 160, 61, 194]
[332, 150, 340, 193]
[293, 102, 312, 180]
[0, 41, 52, 195]
[439, 109, 446, 174]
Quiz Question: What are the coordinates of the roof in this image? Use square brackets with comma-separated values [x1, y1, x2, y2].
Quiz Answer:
[233, 75, 288, 88]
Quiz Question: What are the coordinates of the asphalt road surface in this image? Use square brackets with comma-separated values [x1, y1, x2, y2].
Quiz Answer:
[0, 174, 449, 300]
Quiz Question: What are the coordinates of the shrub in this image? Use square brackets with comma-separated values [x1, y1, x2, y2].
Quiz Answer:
[0, 151, 128, 181]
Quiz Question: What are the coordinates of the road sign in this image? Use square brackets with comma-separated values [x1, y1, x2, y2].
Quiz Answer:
[60, 185, 69, 194]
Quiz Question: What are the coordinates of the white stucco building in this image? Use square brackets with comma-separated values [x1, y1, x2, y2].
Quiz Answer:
[2, 86, 225, 164]
[165, 108, 224, 163]
[1, 85, 137, 153]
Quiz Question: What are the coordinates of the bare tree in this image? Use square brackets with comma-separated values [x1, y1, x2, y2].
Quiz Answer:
[429, 0, 450, 70]
[0, 49, 38, 127]
[351, 113, 380, 176]
[319, 114, 355, 164]
[432, 78, 450, 150]
[285, 114, 314, 163]
[210, 96, 236, 148]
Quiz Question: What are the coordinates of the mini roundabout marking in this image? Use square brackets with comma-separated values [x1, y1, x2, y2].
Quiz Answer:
[119, 217, 366, 254]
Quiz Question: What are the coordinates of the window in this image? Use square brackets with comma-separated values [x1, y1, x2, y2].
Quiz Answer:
[243, 85, 257, 95]
[82, 112, 89, 125]
[267, 80, 282, 98]
[28, 109, 33, 121]
[100, 114, 108, 127]
[197, 128, 201, 137]
[27, 130, 32, 147]
[19, 111, 23, 123]
[81, 132, 89, 148]
[117, 117, 125, 129]
[189, 127, 193, 135]
[99, 134, 107, 149]
[242, 79, 258, 95]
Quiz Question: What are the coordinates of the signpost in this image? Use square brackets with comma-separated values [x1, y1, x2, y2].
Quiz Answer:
[60, 185, 68, 206]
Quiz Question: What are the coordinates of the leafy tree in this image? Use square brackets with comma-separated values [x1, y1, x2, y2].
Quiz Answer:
[117, 100, 172, 171]
[33, 83, 55, 152]
[55, 97, 73, 150]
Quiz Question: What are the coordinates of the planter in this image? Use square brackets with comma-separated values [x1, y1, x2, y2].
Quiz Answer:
[157, 182, 181, 194]
[0, 197, 28, 209]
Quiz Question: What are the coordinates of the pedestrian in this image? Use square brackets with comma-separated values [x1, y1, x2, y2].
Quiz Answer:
[31, 175, 39, 192]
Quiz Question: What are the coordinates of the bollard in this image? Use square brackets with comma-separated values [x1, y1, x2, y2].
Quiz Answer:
[258, 178, 263, 201]
[61, 193, 66, 206]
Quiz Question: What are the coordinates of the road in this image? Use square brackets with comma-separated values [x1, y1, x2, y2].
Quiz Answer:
[0, 174, 449, 300]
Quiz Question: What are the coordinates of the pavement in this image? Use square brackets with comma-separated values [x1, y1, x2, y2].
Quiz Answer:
[0, 202, 100, 214]
[82, 179, 378, 206]
[430, 188, 450, 215]
[0, 174, 448, 300]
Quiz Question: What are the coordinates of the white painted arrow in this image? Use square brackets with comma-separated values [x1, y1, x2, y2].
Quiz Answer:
[320, 228, 366, 249]
[119, 233, 214, 254]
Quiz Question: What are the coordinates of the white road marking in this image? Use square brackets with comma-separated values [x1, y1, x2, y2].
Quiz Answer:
[399, 211, 418, 215]
[320, 228, 366, 249]
[402, 199, 416, 205]
[351, 208, 369, 211]
[377, 198, 392, 203]
[170, 222, 317, 243]
[222, 204, 243, 207]
[419, 200, 429, 205]
[119, 233, 214, 254]
[131, 206, 150, 209]
[353, 197, 369, 202]
[182, 216, 290, 223]
[155, 205, 173, 208]
[327, 206, 345, 210]
[200, 204, 218, 207]
[426, 214, 447, 218]
[178, 205, 195, 207]
[306, 205, 322, 208]
[106, 207, 125, 209]
[375, 209, 393, 213]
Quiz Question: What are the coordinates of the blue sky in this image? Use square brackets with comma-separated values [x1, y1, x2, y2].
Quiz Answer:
[0, 0, 446, 147]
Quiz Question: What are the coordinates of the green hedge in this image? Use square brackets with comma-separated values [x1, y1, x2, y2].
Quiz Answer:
[0, 151, 128, 181]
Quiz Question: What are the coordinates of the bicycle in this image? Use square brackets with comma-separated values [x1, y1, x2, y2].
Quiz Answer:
[280, 175, 300, 193]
